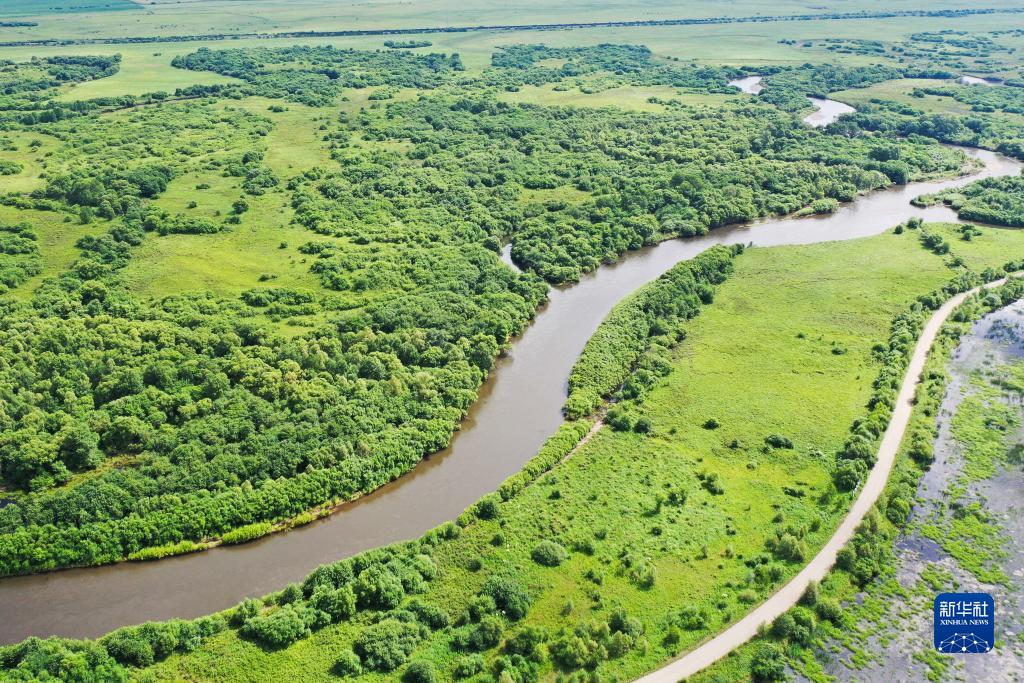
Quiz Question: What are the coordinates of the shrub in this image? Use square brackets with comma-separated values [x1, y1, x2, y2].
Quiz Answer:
[505, 625, 548, 660]
[334, 650, 363, 677]
[750, 643, 787, 682]
[672, 605, 708, 630]
[127, 540, 203, 561]
[700, 472, 725, 495]
[407, 599, 450, 630]
[609, 608, 643, 638]
[834, 461, 865, 491]
[241, 603, 314, 647]
[770, 613, 795, 640]
[816, 598, 843, 624]
[310, 585, 357, 622]
[230, 598, 262, 627]
[403, 660, 437, 683]
[549, 633, 603, 670]
[764, 434, 794, 449]
[453, 654, 484, 678]
[531, 540, 569, 567]
[800, 580, 819, 606]
[630, 560, 657, 588]
[100, 629, 155, 667]
[493, 654, 539, 682]
[220, 521, 273, 544]
[481, 575, 532, 621]
[354, 619, 423, 672]
[459, 615, 503, 651]
[474, 493, 501, 520]
[278, 582, 303, 605]
[354, 565, 406, 610]
[606, 407, 635, 432]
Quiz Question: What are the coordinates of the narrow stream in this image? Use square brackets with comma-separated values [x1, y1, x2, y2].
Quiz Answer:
[726, 76, 855, 127]
[0, 144, 1020, 643]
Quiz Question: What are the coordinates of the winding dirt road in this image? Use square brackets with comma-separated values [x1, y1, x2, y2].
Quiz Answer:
[635, 275, 1020, 683]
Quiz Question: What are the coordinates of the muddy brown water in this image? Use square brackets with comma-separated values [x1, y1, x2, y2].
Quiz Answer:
[0, 147, 1020, 644]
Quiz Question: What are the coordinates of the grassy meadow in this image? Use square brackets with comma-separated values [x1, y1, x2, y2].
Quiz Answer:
[1, 6, 1024, 100]
[694, 280, 1024, 683]
[3, 0, 1017, 43]
[120, 97, 336, 301]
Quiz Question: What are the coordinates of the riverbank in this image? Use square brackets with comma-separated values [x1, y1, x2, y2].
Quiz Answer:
[0, 147, 1019, 645]
[68, 230, 1023, 682]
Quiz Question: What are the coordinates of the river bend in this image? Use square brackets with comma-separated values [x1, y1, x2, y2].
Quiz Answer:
[0, 145, 1020, 643]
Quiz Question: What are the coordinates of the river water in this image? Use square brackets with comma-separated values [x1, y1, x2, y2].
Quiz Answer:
[726, 76, 855, 127]
[0, 143, 1020, 643]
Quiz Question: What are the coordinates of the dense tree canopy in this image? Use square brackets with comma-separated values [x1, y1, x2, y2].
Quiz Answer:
[915, 174, 1024, 226]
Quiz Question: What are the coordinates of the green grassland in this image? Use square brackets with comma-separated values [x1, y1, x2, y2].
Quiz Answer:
[0, 130, 57, 195]
[55, 47, 239, 100]
[134, 229, 1024, 682]
[832, 78, 1024, 126]
[692, 278, 1024, 683]
[3, 6, 1024, 101]
[0, 0, 137, 17]
[831, 78, 976, 114]
[4, 0, 1018, 42]
[121, 97, 336, 301]
[496, 83, 736, 111]
[922, 221, 1024, 271]
[0, 204, 103, 296]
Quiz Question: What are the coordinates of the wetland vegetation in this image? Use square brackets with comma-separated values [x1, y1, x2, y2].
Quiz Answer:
[0, 2, 1023, 681]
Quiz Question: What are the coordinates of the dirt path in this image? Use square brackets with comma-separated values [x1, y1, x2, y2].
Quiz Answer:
[634, 275, 1020, 683]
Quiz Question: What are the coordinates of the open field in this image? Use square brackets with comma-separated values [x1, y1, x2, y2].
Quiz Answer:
[4, 1, 1024, 43]
[832, 78, 1024, 126]
[497, 84, 736, 111]
[55, 46, 239, 100]
[693, 280, 1024, 683]
[924, 221, 1024, 272]
[121, 97, 335, 301]
[3, 8, 1024, 97]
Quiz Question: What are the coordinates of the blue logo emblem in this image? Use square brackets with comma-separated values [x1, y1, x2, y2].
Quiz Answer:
[934, 593, 994, 653]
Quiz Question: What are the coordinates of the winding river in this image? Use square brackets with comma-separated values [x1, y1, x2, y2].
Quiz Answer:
[1, 135, 1021, 644]
[727, 76, 855, 127]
